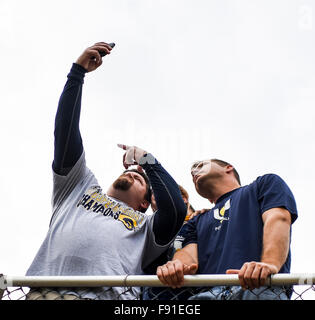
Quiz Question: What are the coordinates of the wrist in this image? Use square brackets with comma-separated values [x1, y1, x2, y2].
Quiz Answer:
[72, 62, 88, 74]
[260, 260, 281, 272]
[139, 153, 157, 166]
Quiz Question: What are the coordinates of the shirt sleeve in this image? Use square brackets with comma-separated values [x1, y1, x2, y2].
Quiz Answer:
[257, 174, 298, 223]
[181, 218, 198, 247]
[51, 64, 90, 214]
[141, 154, 187, 246]
[51, 151, 89, 211]
[53, 63, 87, 176]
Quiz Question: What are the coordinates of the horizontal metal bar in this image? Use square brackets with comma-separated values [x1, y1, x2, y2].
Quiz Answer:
[2, 273, 315, 289]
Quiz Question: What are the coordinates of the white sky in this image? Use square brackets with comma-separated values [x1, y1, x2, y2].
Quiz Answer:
[1, 0, 315, 278]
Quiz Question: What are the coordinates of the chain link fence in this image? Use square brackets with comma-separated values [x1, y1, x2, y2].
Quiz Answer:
[1, 274, 315, 300]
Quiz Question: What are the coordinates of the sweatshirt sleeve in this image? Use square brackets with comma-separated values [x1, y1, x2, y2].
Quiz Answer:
[52, 63, 87, 176]
[141, 154, 187, 246]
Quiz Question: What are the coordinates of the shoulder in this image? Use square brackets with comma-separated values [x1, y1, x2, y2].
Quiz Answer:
[246, 173, 286, 190]
[253, 173, 297, 220]
[256, 173, 284, 183]
[254, 173, 292, 191]
[183, 210, 209, 229]
[242, 173, 294, 201]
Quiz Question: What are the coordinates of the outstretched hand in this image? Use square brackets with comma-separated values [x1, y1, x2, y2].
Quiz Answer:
[76, 42, 113, 72]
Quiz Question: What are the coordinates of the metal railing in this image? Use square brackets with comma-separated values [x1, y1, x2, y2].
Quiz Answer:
[1, 273, 315, 300]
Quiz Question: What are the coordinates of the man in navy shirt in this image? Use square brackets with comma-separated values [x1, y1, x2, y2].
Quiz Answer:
[157, 159, 298, 300]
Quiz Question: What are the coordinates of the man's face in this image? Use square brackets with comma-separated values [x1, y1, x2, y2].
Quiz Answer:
[191, 160, 212, 186]
[113, 171, 148, 205]
[191, 160, 225, 200]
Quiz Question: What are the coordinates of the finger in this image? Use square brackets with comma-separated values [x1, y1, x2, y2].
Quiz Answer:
[125, 148, 136, 166]
[117, 143, 129, 150]
[157, 265, 170, 286]
[95, 58, 103, 68]
[156, 266, 168, 285]
[226, 269, 240, 274]
[170, 266, 182, 288]
[260, 266, 271, 287]
[243, 263, 256, 290]
[117, 143, 132, 150]
[119, 145, 134, 168]
[160, 264, 177, 288]
[122, 152, 128, 169]
[93, 42, 114, 50]
[133, 147, 136, 164]
[191, 209, 208, 218]
[251, 265, 263, 288]
[172, 262, 185, 287]
[189, 212, 196, 219]
[86, 49, 102, 64]
[187, 263, 198, 275]
[90, 44, 112, 55]
[237, 264, 247, 290]
[136, 165, 144, 173]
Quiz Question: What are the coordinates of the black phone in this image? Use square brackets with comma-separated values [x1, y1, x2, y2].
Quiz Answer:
[99, 43, 115, 57]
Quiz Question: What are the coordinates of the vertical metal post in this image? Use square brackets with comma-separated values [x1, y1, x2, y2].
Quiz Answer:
[0, 274, 6, 300]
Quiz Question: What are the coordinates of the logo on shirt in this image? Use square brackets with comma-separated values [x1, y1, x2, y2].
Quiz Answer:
[118, 213, 139, 231]
[213, 199, 230, 231]
[76, 186, 146, 231]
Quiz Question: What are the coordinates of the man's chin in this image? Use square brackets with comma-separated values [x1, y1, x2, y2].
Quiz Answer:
[196, 179, 209, 198]
[195, 176, 204, 189]
[113, 177, 133, 191]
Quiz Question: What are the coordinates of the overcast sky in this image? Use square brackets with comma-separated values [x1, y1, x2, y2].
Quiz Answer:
[1, 0, 315, 282]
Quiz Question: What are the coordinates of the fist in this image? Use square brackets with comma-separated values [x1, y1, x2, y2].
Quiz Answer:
[76, 42, 113, 72]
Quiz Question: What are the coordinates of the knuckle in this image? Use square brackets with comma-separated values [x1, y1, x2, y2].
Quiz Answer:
[169, 270, 176, 277]
[244, 275, 251, 281]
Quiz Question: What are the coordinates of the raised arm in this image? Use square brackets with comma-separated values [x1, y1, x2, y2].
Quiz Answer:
[53, 42, 113, 175]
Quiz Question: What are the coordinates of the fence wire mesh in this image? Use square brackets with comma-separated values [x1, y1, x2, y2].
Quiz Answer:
[1, 274, 315, 300]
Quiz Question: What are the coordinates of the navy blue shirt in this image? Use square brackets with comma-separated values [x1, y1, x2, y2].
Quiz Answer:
[183, 174, 298, 274]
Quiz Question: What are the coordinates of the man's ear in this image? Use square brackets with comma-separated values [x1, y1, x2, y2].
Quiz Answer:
[140, 200, 150, 212]
[225, 164, 234, 173]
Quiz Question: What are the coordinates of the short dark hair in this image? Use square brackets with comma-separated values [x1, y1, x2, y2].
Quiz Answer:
[123, 169, 152, 203]
[211, 159, 241, 185]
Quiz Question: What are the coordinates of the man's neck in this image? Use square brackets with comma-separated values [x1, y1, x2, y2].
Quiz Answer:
[212, 186, 240, 204]
[206, 179, 240, 204]
[107, 187, 137, 210]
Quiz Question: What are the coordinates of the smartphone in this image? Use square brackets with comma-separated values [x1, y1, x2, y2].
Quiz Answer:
[99, 43, 115, 57]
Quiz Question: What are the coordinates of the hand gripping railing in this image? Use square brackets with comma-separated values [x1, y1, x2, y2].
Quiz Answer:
[1, 273, 315, 300]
